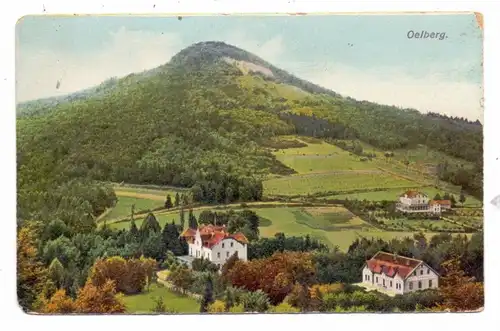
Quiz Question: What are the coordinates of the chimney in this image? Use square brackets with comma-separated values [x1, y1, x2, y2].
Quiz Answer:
[405, 260, 410, 266]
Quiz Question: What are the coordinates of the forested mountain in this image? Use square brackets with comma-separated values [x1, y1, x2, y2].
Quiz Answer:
[17, 41, 483, 224]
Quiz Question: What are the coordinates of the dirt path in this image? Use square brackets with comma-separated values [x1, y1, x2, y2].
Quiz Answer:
[114, 190, 166, 201]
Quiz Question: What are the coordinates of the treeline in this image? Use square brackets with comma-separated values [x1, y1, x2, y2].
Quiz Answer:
[248, 232, 328, 259]
[197, 209, 260, 241]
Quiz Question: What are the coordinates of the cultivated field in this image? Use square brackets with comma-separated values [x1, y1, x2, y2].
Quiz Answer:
[264, 172, 418, 197]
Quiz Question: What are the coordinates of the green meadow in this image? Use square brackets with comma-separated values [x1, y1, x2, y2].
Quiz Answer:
[123, 284, 199, 314]
[254, 206, 448, 251]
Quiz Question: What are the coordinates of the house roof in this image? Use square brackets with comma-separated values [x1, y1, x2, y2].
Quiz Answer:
[400, 190, 427, 198]
[430, 200, 451, 205]
[365, 251, 423, 279]
[179, 224, 249, 248]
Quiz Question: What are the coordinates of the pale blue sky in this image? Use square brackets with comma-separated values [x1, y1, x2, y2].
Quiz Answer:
[16, 14, 483, 120]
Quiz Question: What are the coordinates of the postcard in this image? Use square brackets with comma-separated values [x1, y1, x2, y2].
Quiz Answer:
[15, 12, 483, 314]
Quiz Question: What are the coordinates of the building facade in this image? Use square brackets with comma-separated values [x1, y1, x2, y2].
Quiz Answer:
[180, 225, 248, 268]
[361, 251, 439, 295]
[396, 190, 451, 215]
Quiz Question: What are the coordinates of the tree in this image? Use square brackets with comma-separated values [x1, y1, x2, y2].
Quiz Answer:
[188, 209, 198, 229]
[168, 267, 194, 293]
[151, 296, 167, 313]
[165, 194, 173, 209]
[459, 191, 466, 206]
[433, 193, 442, 201]
[75, 279, 126, 314]
[437, 258, 483, 311]
[40, 289, 76, 314]
[450, 195, 457, 207]
[140, 212, 161, 236]
[179, 208, 186, 230]
[175, 192, 180, 207]
[241, 290, 270, 312]
[200, 276, 215, 313]
[221, 252, 239, 280]
[17, 225, 48, 311]
[48, 258, 65, 288]
[129, 219, 139, 239]
[162, 221, 185, 256]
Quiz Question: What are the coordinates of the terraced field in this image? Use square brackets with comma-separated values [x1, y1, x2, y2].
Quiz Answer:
[264, 171, 419, 197]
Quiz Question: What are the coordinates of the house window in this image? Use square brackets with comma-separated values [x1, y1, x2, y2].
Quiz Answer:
[429, 280, 433, 288]
[418, 281, 422, 289]
[376, 277, 379, 283]
[383, 279, 385, 286]
[226, 251, 230, 257]
[231, 242, 234, 247]
[420, 269, 423, 275]
[409, 282, 413, 290]
[222, 243, 225, 248]
[390, 281, 393, 288]
[427, 269, 430, 274]
[217, 252, 220, 258]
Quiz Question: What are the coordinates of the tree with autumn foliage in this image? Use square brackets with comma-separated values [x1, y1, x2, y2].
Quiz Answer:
[39, 289, 76, 314]
[225, 251, 316, 305]
[39, 279, 125, 314]
[74, 279, 126, 313]
[436, 257, 484, 311]
[89, 256, 156, 294]
[17, 224, 48, 311]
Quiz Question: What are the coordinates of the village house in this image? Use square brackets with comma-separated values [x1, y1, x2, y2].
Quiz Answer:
[396, 190, 451, 215]
[361, 251, 439, 295]
[180, 225, 248, 268]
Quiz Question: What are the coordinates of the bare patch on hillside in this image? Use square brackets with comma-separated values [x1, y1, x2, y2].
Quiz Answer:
[223, 57, 274, 78]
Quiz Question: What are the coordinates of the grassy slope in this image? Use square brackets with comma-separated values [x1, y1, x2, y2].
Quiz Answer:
[100, 185, 186, 222]
[123, 284, 199, 314]
[254, 206, 459, 251]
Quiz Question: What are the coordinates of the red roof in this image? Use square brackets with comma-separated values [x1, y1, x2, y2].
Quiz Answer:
[432, 200, 451, 205]
[179, 225, 249, 248]
[400, 190, 426, 198]
[365, 252, 422, 279]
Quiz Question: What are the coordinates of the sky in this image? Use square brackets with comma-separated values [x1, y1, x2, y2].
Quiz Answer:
[16, 14, 483, 121]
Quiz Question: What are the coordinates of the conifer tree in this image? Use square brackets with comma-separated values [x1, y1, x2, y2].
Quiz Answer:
[179, 208, 186, 230]
[188, 209, 198, 229]
[175, 192, 180, 207]
[200, 276, 214, 313]
[165, 195, 173, 209]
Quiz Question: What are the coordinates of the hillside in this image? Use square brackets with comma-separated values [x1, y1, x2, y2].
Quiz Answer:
[17, 41, 483, 225]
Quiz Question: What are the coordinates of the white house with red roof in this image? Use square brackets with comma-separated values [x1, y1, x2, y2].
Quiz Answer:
[180, 225, 248, 268]
[396, 190, 451, 215]
[361, 252, 439, 295]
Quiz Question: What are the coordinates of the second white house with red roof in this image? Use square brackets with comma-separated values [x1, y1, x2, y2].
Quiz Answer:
[361, 251, 439, 295]
[180, 225, 249, 268]
[396, 190, 451, 215]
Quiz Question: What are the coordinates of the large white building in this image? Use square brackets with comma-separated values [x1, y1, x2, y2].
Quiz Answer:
[396, 190, 451, 215]
[361, 251, 439, 295]
[180, 225, 248, 268]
